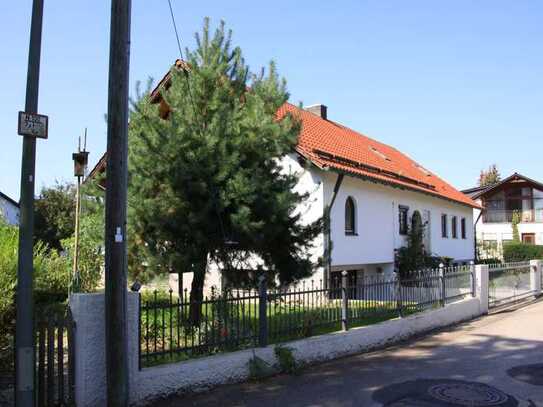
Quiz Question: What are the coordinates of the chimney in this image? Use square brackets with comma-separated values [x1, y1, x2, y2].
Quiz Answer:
[306, 104, 327, 120]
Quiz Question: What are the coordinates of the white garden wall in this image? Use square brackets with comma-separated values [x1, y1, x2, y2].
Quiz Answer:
[70, 293, 485, 406]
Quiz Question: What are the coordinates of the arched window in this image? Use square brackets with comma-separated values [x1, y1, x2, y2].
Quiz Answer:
[412, 210, 422, 232]
[345, 197, 356, 235]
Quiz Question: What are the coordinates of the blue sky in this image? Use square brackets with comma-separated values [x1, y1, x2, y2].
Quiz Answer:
[2, 1, 542, 200]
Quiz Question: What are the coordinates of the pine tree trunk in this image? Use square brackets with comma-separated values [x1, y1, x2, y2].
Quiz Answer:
[188, 253, 207, 326]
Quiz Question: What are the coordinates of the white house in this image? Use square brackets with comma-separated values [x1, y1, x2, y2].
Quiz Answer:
[172, 103, 478, 292]
[90, 62, 479, 293]
[0, 191, 20, 226]
[462, 173, 543, 259]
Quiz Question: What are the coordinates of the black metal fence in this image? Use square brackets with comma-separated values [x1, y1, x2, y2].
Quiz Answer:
[35, 309, 76, 406]
[489, 261, 534, 308]
[140, 265, 475, 367]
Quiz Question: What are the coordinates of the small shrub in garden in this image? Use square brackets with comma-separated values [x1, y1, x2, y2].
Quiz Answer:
[503, 242, 543, 262]
[274, 345, 299, 374]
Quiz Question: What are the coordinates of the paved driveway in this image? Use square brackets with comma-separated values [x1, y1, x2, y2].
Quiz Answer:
[155, 300, 543, 406]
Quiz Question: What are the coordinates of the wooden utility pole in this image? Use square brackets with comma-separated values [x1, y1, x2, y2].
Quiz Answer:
[105, 0, 131, 405]
[71, 130, 89, 292]
[15, 0, 44, 405]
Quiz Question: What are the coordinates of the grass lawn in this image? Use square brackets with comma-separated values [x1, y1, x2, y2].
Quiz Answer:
[140, 298, 422, 368]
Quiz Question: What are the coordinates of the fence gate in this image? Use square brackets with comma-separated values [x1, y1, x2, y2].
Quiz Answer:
[35, 308, 76, 406]
[488, 261, 534, 309]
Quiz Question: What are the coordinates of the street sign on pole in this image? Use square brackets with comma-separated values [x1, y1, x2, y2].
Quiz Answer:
[17, 111, 48, 139]
[16, 0, 44, 405]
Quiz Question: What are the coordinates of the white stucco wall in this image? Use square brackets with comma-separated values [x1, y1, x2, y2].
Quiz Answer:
[322, 171, 475, 268]
[0, 195, 19, 225]
[70, 293, 484, 407]
[283, 154, 326, 282]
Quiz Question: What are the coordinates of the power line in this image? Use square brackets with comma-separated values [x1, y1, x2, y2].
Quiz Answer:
[166, 0, 198, 129]
[166, 0, 184, 61]
[164, 1, 231, 247]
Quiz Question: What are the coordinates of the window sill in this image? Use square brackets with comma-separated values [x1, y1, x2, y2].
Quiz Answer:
[345, 232, 358, 236]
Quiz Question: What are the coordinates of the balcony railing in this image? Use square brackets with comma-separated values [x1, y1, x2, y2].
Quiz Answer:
[483, 209, 543, 223]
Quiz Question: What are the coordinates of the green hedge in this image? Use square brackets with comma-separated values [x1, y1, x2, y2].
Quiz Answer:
[503, 243, 543, 262]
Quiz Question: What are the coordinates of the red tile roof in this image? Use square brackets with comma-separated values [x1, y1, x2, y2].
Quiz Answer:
[278, 103, 479, 208]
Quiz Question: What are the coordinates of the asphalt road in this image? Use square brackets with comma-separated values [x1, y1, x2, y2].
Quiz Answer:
[155, 299, 543, 407]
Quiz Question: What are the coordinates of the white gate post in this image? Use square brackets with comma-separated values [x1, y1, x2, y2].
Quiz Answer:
[475, 264, 489, 314]
[69, 292, 139, 407]
[530, 259, 542, 297]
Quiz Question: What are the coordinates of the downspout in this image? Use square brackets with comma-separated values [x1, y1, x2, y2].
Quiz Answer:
[474, 210, 483, 262]
[324, 172, 344, 288]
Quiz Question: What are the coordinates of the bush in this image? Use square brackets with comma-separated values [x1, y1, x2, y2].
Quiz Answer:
[477, 258, 502, 265]
[0, 221, 72, 371]
[274, 345, 299, 374]
[503, 243, 543, 262]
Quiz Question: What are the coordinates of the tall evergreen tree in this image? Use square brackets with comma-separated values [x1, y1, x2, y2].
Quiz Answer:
[128, 19, 322, 324]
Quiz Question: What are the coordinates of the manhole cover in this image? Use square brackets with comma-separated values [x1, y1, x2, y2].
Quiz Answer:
[428, 382, 509, 406]
[507, 364, 543, 386]
[372, 379, 518, 407]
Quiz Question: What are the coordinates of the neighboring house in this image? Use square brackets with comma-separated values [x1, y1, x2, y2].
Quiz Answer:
[90, 61, 479, 293]
[463, 173, 543, 259]
[0, 191, 20, 226]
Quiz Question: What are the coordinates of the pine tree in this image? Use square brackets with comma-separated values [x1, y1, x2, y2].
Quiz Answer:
[128, 19, 322, 324]
[478, 164, 501, 187]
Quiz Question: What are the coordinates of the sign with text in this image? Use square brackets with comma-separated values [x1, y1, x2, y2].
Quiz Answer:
[18, 111, 48, 139]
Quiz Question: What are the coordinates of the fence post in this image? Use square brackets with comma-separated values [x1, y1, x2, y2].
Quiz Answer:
[258, 275, 268, 347]
[396, 274, 403, 318]
[341, 270, 348, 331]
[439, 263, 446, 306]
[529, 259, 542, 297]
[470, 260, 476, 297]
[475, 264, 489, 314]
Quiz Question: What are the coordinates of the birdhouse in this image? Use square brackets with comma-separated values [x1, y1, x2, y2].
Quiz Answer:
[72, 151, 89, 177]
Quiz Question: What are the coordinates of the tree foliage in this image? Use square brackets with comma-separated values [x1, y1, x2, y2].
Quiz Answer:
[0, 219, 71, 370]
[127, 19, 322, 323]
[395, 211, 451, 277]
[34, 181, 76, 252]
[62, 179, 105, 292]
[478, 164, 501, 187]
[511, 210, 521, 243]
[396, 211, 427, 277]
